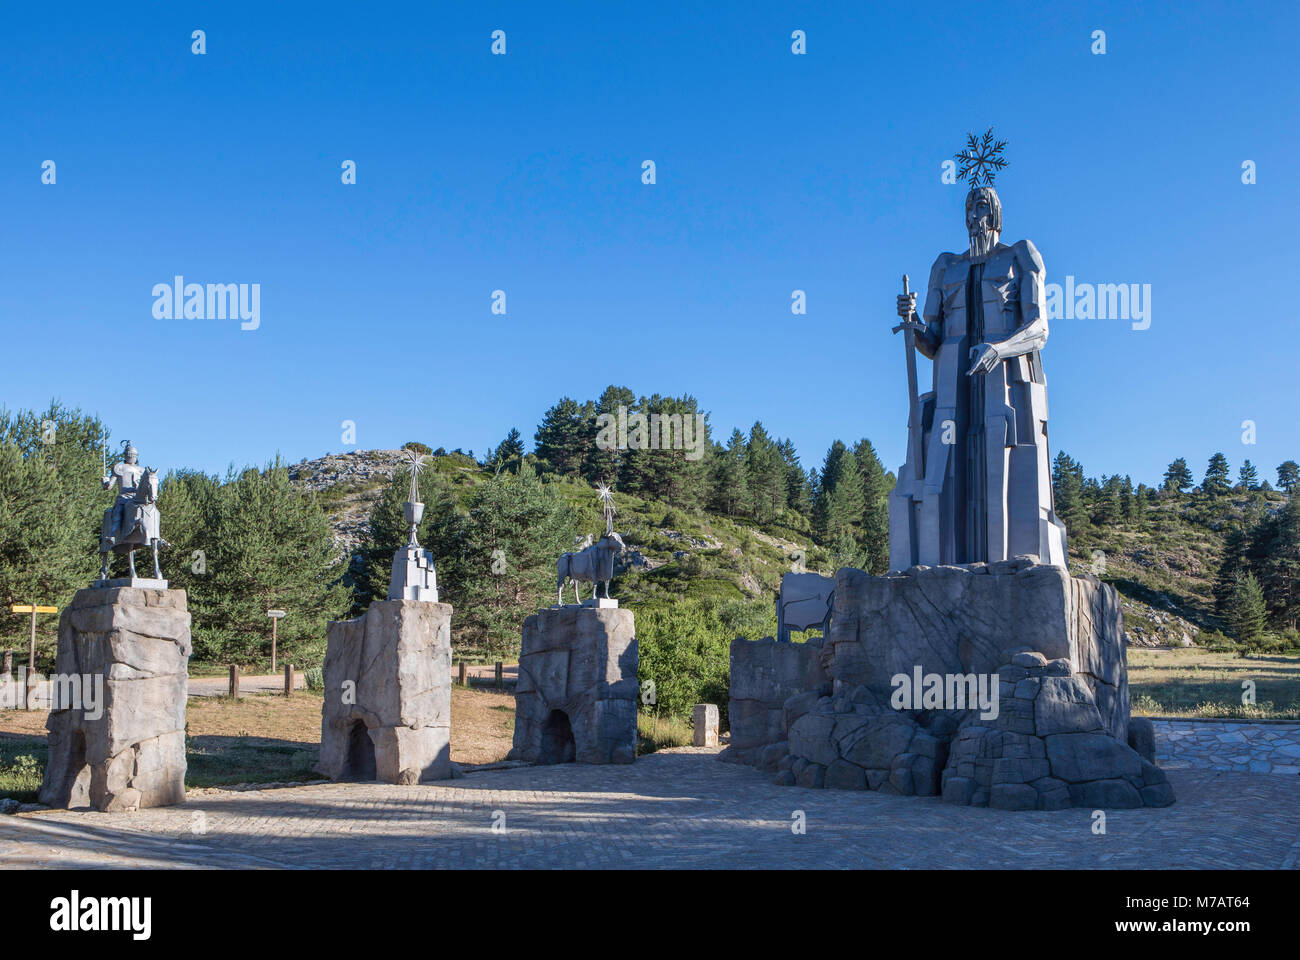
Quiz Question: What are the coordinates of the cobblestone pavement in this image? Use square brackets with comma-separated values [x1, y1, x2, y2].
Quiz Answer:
[2, 748, 1297, 869]
[1156, 720, 1300, 775]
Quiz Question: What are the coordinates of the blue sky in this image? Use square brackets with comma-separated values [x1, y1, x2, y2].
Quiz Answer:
[3, 1, 1297, 488]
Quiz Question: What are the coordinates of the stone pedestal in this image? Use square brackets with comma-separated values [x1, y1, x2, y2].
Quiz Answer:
[318, 600, 452, 784]
[733, 559, 1174, 809]
[720, 635, 829, 766]
[509, 606, 637, 765]
[39, 587, 190, 812]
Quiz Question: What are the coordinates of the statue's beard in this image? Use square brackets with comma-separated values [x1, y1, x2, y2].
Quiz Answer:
[968, 227, 997, 257]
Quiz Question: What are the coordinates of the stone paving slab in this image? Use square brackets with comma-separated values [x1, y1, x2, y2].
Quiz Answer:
[1, 747, 1297, 869]
[1155, 720, 1300, 775]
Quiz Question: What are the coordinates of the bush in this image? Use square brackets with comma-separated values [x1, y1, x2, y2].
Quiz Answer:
[632, 595, 776, 727]
[305, 666, 324, 691]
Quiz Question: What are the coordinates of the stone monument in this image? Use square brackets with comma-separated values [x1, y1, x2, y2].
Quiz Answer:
[509, 484, 638, 764]
[388, 450, 438, 602]
[41, 441, 190, 812]
[723, 135, 1172, 809]
[318, 452, 453, 783]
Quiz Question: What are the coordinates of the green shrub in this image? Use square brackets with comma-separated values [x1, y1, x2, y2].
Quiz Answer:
[305, 666, 324, 691]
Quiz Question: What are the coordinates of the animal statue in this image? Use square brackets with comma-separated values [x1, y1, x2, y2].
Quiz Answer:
[99, 463, 169, 581]
[557, 531, 626, 604]
[775, 571, 834, 642]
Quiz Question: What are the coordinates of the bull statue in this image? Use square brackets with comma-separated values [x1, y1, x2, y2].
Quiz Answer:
[557, 531, 626, 604]
[775, 571, 834, 642]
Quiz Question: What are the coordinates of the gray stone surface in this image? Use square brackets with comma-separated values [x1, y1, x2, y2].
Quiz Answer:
[734, 561, 1172, 810]
[693, 703, 719, 747]
[318, 599, 452, 784]
[39, 587, 190, 812]
[720, 635, 829, 765]
[509, 606, 637, 765]
[825, 559, 1129, 741]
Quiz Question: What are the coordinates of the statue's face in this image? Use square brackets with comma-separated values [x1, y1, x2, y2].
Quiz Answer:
[124, 448, 138, 465]
[967, 197, 995, 235]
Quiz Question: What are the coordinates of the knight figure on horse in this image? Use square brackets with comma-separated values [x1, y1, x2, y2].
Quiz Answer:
[99, 440, 169, 582]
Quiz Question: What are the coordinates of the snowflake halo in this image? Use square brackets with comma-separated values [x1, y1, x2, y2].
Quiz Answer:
[954, 128, 1009, 188]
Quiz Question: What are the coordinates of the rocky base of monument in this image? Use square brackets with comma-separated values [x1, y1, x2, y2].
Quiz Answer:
[508, 605, 637, 765]
[318, 599, 452, 784]
[39, 587, 191, 812]
[732, 558, 1175, 809]
[719, 635, 830, 766]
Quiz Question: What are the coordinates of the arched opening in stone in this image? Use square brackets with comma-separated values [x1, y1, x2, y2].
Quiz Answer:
[540, 709, 576, 764]
[66, 729, 91, 809]
[342, 719, 377, 780]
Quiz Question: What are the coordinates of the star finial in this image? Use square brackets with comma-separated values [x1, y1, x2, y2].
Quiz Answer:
[954, 128, 1009, 187]
[402, 448, 427, 504]
[595, 482, 616, 535]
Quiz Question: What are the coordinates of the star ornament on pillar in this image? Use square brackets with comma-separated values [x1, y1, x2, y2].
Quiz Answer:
[595, 482, 616, 534]
[401, 449, 427, 504]
[954, 128, 1009, 187]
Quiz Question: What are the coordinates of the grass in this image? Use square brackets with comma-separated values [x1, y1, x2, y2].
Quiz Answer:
[0, 739, 46, 801]
[637, 712, 694, 755]
[1127, 647, 1300, 720]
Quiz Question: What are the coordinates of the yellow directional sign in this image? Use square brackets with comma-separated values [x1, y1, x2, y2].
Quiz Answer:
[10, 605, 57, 614]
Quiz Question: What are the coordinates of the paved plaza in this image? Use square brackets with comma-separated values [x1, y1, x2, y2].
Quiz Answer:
[1, 747, 1297, 869]
[1155, 720, 1300, 775]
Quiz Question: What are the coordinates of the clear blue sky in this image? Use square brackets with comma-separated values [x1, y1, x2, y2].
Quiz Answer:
[3, 1, 1297, 488]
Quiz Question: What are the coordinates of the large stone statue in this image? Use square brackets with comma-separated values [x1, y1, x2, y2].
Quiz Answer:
[98, 441, 169, 584]
[888, 133, 1066, 571]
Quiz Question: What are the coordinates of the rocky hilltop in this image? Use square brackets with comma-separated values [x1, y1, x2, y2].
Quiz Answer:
[288, 449, 409, 558]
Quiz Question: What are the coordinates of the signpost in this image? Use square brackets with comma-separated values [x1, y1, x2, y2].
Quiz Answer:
[11, 603, 58, 710]
[267, 609, 286, 673]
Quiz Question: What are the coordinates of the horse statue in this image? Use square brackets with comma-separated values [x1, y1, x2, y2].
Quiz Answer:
[99, 441, 169, 582]
[557, 531, 626, 604]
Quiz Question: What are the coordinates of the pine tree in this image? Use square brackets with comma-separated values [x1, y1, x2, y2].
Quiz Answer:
[1223, 571, 1268, 646]
[744, 422, 784, 523]
[1162, 457, 1193, 495]
[190, 460, 351, 664]
[777, 439, 811, 516]
[1262, 496, 1300, 630]
[1238, 460, 1259, 491]
[582, 386, 636, 484]
[617, 393, 710, 510]
[813, 441, 864, 543]
[709, 430, 751, 517]
[1203, 452, 1231, 496]
[0, 403, 108, 655]
[452, 467, 582, 657]
[489, 428, 525, 473]
[853, 438, 892, 573]
[1277, 460, 1300, 495]
[533, 397, 587, 477]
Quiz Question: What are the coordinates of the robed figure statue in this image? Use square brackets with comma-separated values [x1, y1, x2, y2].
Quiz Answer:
[888, 184, 1067, 571]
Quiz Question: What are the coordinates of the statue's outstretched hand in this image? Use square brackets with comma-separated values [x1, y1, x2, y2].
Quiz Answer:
[967, 342, 1001, 375]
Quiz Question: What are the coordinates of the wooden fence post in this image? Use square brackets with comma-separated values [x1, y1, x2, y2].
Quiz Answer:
[458, 661, 467, 686]
[495, 661, 503, 687]
[228, 664, 239, 699]
[284, 663, 293, 697]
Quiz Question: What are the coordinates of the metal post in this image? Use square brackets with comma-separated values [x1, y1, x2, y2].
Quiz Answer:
[27, 608, 36, 710]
